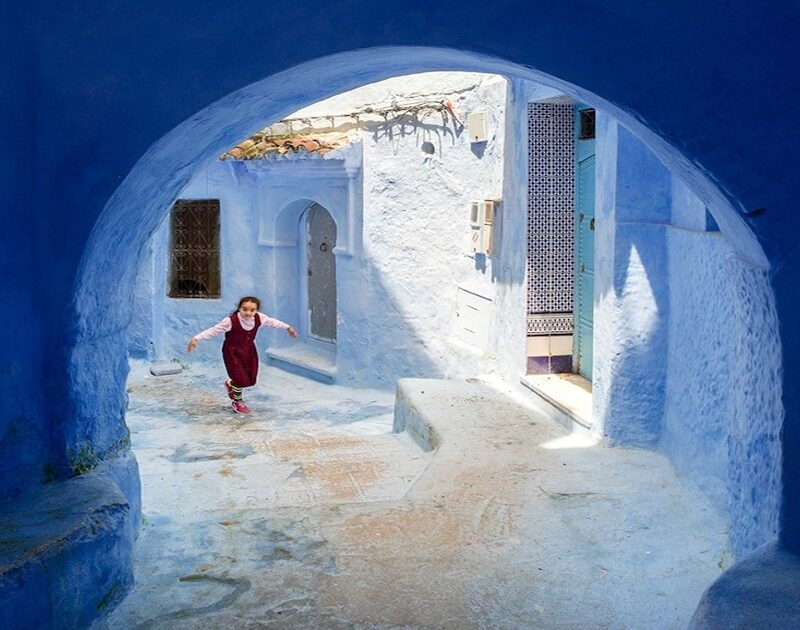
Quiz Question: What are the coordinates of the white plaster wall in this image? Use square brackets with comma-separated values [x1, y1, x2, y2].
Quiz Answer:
[134, 72, 533, 387]
[594, 116, 670, 446]
[263, 71, 521, 387]
[356, 72, 509, 384]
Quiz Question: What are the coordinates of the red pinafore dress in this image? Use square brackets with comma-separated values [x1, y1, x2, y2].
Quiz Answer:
[222, 313, 261, 387]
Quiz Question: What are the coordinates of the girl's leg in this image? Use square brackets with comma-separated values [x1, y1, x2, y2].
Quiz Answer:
[226, 380, 244, 401]
[227, 381, 250, 414]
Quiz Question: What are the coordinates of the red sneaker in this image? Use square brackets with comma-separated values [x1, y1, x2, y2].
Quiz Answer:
[224, 380, 235, 400]
[231, 400, 251, 414]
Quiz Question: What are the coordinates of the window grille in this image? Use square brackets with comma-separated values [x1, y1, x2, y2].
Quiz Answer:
[169, 199, 221, 298]
[579, 108, 596, 139]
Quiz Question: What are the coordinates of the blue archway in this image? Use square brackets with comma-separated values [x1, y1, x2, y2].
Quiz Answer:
[51, 46, 798, 626]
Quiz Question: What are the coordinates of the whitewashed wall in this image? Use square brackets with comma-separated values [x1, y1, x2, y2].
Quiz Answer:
[131, 72, 536, 387]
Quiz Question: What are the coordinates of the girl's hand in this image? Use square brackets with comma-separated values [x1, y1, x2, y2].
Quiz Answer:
[287, 326, 298, 338]
[187, 338, 198, 353]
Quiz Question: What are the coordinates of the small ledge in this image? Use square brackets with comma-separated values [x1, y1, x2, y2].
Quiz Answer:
[520, 372, 593, 431]
[0, 454, 139, 627]
[331, 246, 355, 258]
[257, 240, 296, 248]
[265, 343, 336, 383]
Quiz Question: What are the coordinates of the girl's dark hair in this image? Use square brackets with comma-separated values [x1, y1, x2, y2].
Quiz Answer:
[235, 296, 261, 311]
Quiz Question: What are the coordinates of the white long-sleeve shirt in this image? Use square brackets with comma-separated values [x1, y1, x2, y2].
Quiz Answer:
[193, 312, 290, 340]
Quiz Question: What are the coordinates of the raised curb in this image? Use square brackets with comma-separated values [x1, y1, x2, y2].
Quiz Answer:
[392, 379, 442, 452]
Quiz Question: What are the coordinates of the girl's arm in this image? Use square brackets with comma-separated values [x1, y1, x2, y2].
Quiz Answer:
[258, 312, 298, 337]
[187, 317, 232, 352]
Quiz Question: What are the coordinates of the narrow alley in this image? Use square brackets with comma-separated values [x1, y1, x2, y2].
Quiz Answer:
[97, 362, 730, 629]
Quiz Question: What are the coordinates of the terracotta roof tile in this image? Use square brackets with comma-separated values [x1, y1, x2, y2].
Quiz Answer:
[220, 130, 349, 160]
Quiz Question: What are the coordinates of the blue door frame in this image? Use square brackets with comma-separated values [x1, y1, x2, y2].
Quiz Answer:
[574, 106, 596, 380]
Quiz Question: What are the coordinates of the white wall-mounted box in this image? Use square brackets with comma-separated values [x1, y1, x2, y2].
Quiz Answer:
[483, 199, 497, 225]
[453, 286, 493, 349]
[468, 201, 484, 254]
[467, 199, 500, 256]
[469, 201, 483, 227]
[468, 110, 488, 142]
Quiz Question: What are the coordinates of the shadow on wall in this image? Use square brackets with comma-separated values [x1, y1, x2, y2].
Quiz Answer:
[266, 207, 452, 389]
[594, 122, 671, 448]
[368, 111, 464, 153]
[334, 253, 447, 388]
[603, 235, 669, 447]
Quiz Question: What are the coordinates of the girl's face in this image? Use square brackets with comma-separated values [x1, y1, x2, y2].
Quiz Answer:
[239, 301, 258, 319]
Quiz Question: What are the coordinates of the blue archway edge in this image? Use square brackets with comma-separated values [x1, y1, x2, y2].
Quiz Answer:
[75, 47, 765, 339]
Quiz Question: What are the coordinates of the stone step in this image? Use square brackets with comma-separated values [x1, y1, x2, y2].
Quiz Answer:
[0, 454, 139, 628]
[265, 345, 336, 384]
[520, 372, 594, 433]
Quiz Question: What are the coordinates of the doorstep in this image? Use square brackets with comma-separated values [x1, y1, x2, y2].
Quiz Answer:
[265, 343, 336, 384]
[520, 372, 593, 431]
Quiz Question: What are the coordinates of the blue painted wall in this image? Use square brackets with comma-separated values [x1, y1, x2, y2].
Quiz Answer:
[0, 2, 51, 499]
[595, 122, 671, 447]
[594, 119, 782, 555]
[3, 0, 800, 624]
[662, 178, 782, 556]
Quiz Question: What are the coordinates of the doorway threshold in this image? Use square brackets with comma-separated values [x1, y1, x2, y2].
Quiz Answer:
[265, 342, 336, 384]
[520, 372, 593, 431]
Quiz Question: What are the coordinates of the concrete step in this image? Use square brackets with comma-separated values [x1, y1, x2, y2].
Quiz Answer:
[520, 372, 594, 432]
[265, 344, 336, 384]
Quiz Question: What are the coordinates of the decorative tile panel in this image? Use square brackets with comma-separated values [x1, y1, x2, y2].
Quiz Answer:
[527, 103, 575, 335]
[527, 314, 575, 335]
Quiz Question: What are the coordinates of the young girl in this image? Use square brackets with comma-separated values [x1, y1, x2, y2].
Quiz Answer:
[187, 296, 297, 414]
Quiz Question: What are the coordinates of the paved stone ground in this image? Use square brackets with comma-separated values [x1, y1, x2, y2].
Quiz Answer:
[96, 362, 731, 629]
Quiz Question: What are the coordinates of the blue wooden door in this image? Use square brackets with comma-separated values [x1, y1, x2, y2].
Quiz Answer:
[306, 203, 337, 342]
[574, 107, 596, 379]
